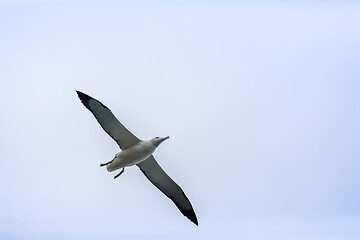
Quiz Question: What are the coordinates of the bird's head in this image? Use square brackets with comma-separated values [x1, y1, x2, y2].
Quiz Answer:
[151, 136, 170, 147]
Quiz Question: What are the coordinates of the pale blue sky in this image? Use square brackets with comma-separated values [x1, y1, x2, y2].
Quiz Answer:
[1, 1, 360, 239]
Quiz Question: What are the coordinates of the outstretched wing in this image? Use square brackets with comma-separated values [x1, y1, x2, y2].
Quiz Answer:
[137, 155, 198, 225]
[76, 91, 139, 149]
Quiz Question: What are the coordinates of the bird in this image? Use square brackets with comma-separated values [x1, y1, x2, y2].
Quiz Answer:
[76, 91, 198, 225]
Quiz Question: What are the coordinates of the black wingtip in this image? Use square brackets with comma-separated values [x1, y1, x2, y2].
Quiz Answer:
[173, 192, 198, 226]
[76, 90, 92, 111]
[76, 90, 90, 103]
[180, 207, 198, 226]
[76, 90, 109, 111]
[188, 210, 198, 226]
[193, 215, 198, 226]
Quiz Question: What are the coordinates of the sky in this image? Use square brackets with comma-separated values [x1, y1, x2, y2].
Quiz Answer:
[1, 0, 360, 239]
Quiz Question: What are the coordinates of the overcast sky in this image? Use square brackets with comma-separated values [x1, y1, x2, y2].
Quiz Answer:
[1, 1, 360, 239]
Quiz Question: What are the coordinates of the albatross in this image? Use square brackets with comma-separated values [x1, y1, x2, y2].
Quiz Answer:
[76, 91, 198, 225]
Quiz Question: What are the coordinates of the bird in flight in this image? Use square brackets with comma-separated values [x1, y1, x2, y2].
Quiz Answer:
[76, 91, 198, 225]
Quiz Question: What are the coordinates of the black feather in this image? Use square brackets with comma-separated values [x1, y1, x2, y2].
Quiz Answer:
[76, 90, 109, 111]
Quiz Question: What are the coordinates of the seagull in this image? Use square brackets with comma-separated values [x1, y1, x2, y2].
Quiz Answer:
[76, 91, 198, 225]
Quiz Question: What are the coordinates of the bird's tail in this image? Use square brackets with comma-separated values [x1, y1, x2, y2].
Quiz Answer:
[100, 160, 113, 172]
[106, 163, 115, 172]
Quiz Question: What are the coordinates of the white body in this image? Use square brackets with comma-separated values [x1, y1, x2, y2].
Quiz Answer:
[107, 140, 156, 172]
